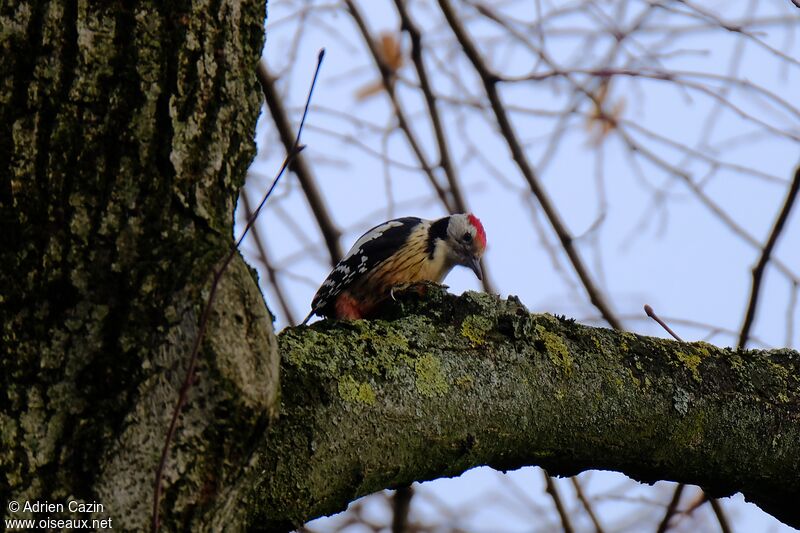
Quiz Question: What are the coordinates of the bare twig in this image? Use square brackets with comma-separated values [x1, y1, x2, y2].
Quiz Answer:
[241, 191, 297, 325]
[739, 164, 800, 348]
[613, 126, 800, 283]
[788, 281, 798, 347]
[503, 68, 800, 137]
[571, 477, 605, 533]
[437, 0, 622, 330]
[392, 0, 495, 295]
[675, 0, 800, 68]
[680, 489, 730, 523]
[151, 50, 325, 533]
[644, 304, 684, 342]
[344, 0, 454, 213]
[256, 60, 344, 265]
[582, 313, 770, 347]
[392, 485, 414, 533]
[542, 470, 574, 533]
[708, 497, 733, 533]
[393, 0, 466, 214]
[656, 483, 685, 533]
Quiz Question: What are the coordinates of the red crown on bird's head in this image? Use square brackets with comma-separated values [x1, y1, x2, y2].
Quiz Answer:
[467, 213, 487, 251]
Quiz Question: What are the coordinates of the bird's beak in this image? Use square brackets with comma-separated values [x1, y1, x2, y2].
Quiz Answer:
[467, 255, 483, 280]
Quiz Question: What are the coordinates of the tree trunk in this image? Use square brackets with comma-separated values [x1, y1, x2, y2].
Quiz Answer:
[1, 1, 277, 530]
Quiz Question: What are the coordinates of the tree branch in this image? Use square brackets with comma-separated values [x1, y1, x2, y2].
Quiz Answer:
[392, 0, 466, 214]
[256, 61, 344, 266]
[739, 164, 800, 348]
[656, 483, 685, 533]
[245, 287, 800, 530]
[241, 191, 298, 325]
[392, 0, 496, 295]
[436, 0, 623, 329]
[571, 476, 604, 533]
[344, 0, 454, 213]
[543, 469, 574, 533]
[391, 485, 414, 533]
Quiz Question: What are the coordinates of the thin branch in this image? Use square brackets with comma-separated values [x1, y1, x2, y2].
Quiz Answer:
[437, 0, 622, 330]
[441, 84, 789, 185]
[256, 60, 344, 265]
[344, 0, 454, 213]
[303, 123, 424, 172]
[393, 0, 466, 213]
[613, 125, 800, 283]
[788, 281, 798, 348]
[679, 489, 730, 527]
[502, 68, 800, 140]
[542, 470, 574, 533]
[151, 50, 325, 533]
[644, 304, 684, 342]
[571, 477, 605, 533]
[708, 498, 733, 533]
[739, 164, 800, 348]
[656, 483, 685, 533]
[241, 191, 298, 326]
[392, 0, 496, 295]
[392, 486, 414, 533]
[674, 0, 800, 69]
[580, 313, 771, 348]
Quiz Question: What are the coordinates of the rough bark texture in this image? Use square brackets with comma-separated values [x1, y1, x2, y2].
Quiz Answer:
[1, 1, 277, 531]
[246, 287, 800, 531]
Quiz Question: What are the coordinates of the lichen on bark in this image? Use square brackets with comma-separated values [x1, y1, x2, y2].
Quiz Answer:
[246, 286, 799, 531]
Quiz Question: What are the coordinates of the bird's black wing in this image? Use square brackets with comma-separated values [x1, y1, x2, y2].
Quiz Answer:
[308, 217, 423, 318]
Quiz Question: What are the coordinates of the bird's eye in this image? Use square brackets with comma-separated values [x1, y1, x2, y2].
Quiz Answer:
[462, 233, 472, 242]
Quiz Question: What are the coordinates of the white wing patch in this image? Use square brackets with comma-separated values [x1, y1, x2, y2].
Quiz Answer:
[309, 217, 425, 316]
[342, 220, 405, 262]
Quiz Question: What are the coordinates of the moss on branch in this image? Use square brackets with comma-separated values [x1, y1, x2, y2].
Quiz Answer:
[246, 286, 799, 531]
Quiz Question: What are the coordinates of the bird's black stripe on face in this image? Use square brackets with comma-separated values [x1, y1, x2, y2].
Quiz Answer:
[426, 216, 449, 258]
[311, 217, 422, 314]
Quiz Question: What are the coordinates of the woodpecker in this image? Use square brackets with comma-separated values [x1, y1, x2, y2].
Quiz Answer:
[302, 213, 487, 323]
